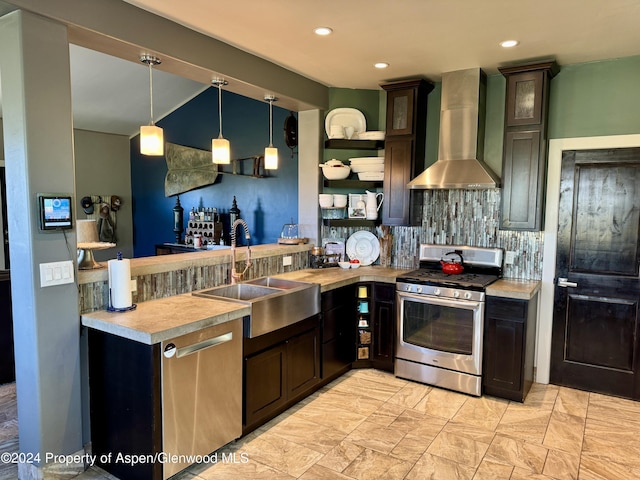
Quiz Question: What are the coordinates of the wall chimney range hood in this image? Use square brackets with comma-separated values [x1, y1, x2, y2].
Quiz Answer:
[407, 68, 500, 189]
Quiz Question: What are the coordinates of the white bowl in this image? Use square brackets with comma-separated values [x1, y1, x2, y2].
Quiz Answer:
[358, 172, 385, 181]
[333, 194, 348, 208]
[349, 262, 361, 269]
[321, 165, 351, 180]
[319, 194, 333, 207]
[338, 261, 351, 269]
[351, 164, 385, 173]
[349, 157, 385, 164]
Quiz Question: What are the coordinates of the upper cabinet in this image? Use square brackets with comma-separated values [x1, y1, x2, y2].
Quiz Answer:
[381, 79, 434, 226]
[499, 61, 559, 231]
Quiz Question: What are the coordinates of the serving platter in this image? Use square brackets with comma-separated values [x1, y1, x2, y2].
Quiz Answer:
[346, 230, 380, 266]
[325, 108, 366, 138]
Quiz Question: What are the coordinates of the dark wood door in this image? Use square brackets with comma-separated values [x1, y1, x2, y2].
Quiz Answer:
[244, 343, 287, 427]
[1, 167, 8, 268]
[371, 283, 395, 372]
[287, 327, 320, 398]
[382, 138, 414, 226]
[550, 147, 640, 399]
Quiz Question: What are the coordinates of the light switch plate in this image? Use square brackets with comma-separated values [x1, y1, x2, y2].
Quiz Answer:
[505, 251, 516, 265]
[40, 260, 75, 287]
[283, 255, 292, 266]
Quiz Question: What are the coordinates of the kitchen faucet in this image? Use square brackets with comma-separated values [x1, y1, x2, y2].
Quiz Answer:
[230, 219, 251, 284]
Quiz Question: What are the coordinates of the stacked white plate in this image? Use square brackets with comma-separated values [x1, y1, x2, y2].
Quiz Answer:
[349, 157, 385, 180]
[355, 131, 385, 141]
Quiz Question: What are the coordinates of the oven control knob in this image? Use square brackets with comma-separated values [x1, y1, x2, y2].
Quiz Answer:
[453, 291, 460, 298]
[464, 292, 472, 300]
[416, 286, 423, 293]
[434, 288, 441, 295]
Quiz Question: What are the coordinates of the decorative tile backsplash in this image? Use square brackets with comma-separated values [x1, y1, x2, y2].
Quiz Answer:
[79, 251, 310, 313]
[324, 189, 544, 280]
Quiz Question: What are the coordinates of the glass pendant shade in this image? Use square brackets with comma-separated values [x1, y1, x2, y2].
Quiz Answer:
[140, 125, 164, 156]
[212, 136, 230, 164]
[211, 78, 230, 164]
[264, 146, 278, 169]
[264, 94, 278, 170]
[140, 54, 163, 156]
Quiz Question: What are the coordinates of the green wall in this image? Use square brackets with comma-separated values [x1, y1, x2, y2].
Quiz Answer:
[548, 55, 640, 139]
[327, 55, 640, 177]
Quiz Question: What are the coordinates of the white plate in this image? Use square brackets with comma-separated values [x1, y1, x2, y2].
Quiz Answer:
[357, 131, 385, 140]
[346, 231, 380, 266]
[325, 108, 366, 138]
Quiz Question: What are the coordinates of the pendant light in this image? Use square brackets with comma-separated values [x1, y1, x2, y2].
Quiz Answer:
[264, 94, 279, 170]
[211, 78, 230, 164]
[139, 54, 164, 156]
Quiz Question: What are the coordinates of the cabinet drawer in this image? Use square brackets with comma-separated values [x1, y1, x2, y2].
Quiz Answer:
[486, 297, 526, 321]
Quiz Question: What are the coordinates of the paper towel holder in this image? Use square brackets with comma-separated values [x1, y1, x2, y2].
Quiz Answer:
[107, 252, 137, 312]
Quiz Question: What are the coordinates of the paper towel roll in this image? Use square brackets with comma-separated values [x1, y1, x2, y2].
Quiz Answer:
[108, 258, 132, 309]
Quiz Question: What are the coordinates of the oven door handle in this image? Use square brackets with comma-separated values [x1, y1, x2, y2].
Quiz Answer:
[397, 291, 481, 310]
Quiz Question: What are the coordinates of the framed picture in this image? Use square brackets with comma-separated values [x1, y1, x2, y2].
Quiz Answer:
[348, 206, 366, 219]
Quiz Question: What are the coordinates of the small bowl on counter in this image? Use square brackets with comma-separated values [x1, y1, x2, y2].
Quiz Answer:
[338, 261, 352, 269]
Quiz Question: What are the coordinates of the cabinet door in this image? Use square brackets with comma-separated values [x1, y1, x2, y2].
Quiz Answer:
[484, 297, 528, 402]
[287, 328, 320, 399]
[244, 343, 287, 427]
[385, 88, 415, 136]
[371, 284, 395, 372]
[321, 286, 356, 379]
[505, 71, 544, 127]
[382, 139, 414, 226]
[501, 130, 543, 230]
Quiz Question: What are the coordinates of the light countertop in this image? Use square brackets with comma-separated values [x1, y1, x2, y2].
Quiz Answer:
[81, 266, 541, 344]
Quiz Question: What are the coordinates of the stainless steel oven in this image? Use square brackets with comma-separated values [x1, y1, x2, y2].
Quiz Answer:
[395, 244, 503, 396]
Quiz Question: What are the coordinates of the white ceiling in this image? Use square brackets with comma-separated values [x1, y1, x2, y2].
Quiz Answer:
[2, 0, 640, 137]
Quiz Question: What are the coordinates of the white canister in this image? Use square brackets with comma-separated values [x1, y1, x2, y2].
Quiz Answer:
[193, 233, 202, 248]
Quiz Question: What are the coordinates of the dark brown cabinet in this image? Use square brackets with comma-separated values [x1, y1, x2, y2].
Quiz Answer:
[499, 61, 558, 231]
[371, 283, 395, 372]
[0, 270, 14, 384]
[243, 316, 320, 433]
[483, 293, 538, 402]
[321, 285, 356, 382]
[381, 79, 433, 226]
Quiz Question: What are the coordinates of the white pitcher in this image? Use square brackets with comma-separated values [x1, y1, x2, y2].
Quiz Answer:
[365, 190, 384, 220]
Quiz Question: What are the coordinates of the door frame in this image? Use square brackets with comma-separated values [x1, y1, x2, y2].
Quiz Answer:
[538, 134, 640, 384]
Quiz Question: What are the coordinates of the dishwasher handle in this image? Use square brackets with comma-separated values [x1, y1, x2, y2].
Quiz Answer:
[163, 332, 233, 359]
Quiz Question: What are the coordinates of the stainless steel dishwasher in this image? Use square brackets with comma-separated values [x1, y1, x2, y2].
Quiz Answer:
[161, 319, 242, 479]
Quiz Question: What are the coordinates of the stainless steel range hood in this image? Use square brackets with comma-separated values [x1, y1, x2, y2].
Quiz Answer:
[407, 68, 500, 189]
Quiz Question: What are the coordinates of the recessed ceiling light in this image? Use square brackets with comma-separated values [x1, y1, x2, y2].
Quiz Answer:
[314, 27, 333, 36]
[374, 62, 389, 69]
[500, 40, 520, 48]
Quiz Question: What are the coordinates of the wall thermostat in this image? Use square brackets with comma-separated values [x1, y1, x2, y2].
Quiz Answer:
[37, 193, 73, 231]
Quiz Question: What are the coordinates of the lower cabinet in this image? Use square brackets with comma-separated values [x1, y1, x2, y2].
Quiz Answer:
[371, 283, 396, 372]
[483, 293, 538, 402]
[243, 315, 320, 434]
[321, 285, 356, 382]
[0, 271, 14, 384]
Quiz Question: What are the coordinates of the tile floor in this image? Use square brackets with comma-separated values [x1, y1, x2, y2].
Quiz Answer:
[2, 369, 640, 479]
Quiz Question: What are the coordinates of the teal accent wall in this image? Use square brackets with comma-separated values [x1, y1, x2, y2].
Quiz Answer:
[548, 55, 640, 139]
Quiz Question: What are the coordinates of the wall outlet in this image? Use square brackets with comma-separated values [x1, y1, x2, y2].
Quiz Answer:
[39, 260, 75, 287]
[505, 251, 516, 265]
[283, 255, 292, 267]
